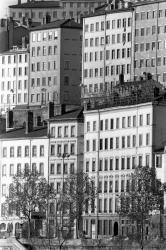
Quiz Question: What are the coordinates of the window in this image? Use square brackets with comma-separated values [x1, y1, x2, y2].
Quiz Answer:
[70, 163, 74, 174]
[110, 119, 114, 129]
[122, 136, 125, 148]
[139, 155, 143, 166]
[139, 134, 143, 146]
[105, 159, 108, 171]
[2, 185, 6, 196]
[122, 117, 125, 128]
[17, 164, 21, 176]
[86, 161, 89, 172]
[109, 138, 113, 149]
[71, 144, 75, 155]
[57, 164, 61, 174]
[40, 145, 44, 156]
[92, 159, 96, 172]
[32, 146, 37, 157]
[110, 158, 113, 170]
[93, 121, 96, 131]
[115, 137, 119, 149]
[107, 180, 113, 194]
[92, 140, 96, 151]
[127, 157, 130, 169]
[57, 127, 62, 137]
[139, 115, 143, 126]
[115, 158, 119, 170]
[32, 163, 37, 174]
[10, 147, 14, 157]
[121, 157, 125, 170]
[105, 138, 108, 150]
[146, 114, 150, 125]
[115, 180, 119, 192]
[51, 145, 55, 156]
[127, 136, 131, 147]
[146, 155, 150, 167]
[2, 165, 6, 176]
[156, 155, 162, 168]
[132, 156, 136, 169]
[99, 159, 103, 171]
[71, 126, 75, 137]
[57, 144, 61, 155]
[121, 180, 125, 192]
[133, 135, 136, 147]
[146, 133, 150, 145]
[25, 146, 29, 157]
[50, 164, 55, 174]
[17, 146, 21, 157]
[64, 126, 68, 137]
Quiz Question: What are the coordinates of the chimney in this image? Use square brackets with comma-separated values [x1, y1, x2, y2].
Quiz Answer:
[54, 104, 66, 116]
[25, 111, 33, 134]
[22, 36, 25, 48]
[46, 13, 51, 24]
[49, 102, 54, 118]
[18, 0, 21, 5]
[6, 110, 13, 130]
[119, 66, 124, 84]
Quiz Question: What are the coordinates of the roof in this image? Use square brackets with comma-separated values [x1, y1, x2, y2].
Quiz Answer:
[9, 1, 60, 9]
[132, 0, 166, 7]
[49, 108, 84, 122]
[83, 5, 133, 19]
[30, 19, 82, 31]
[0, 127, 48, 140]
[0, 49, 29, 56]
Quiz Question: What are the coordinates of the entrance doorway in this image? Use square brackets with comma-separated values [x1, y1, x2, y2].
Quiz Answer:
[114, 222, 118, 236]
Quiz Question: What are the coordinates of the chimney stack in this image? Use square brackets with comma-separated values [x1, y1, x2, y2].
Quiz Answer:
[6, 110, 13, 130]
[18, 0, 21, 5]
[25, 111, 33, 134]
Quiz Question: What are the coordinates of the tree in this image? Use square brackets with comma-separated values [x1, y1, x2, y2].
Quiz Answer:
[119, 166, 162, 250]
[6, 169, 53, 239]
[63, 171, 97, 239]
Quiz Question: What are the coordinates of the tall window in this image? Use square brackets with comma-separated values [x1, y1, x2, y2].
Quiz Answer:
[32, 146, 37, 157]
[40, 145, 44, 156]
[17, 146, 21, 157]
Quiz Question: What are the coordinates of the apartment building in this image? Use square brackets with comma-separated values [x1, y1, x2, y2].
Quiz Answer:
[48, 108, 84, 237]
[82, 2, 133, 106]
[0, 125, 49, 236]
[0, 19, 8, 53]
[29, 19, 82, 121]
[83, 80, 166, 238]
[9, 0, 105, 24]
[132, 0, 166, 86]
[0, 48, 29, 115]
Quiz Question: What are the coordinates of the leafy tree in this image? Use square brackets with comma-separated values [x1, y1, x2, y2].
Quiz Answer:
[119, 166, 162, 249]
[63, 171, 97, 238]
[6, 169, 54, 239]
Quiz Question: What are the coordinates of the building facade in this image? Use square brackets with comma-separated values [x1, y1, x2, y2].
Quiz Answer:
[29, 19, 82, 122]
[83, 91, 166, 238]
[9, 0, 105, 24]
[48, 108, 84, 237]
[0, 48, 29, 115]
[132, 0, 166, 87]
[0, 126, 49, 236]
[81, 3, 133, 107]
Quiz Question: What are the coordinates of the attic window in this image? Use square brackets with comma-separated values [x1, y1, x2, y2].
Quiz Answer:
[54, 31, 58, 40]
[156, 154, 162, 168]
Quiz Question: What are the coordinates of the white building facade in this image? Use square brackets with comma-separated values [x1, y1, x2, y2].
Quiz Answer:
[82, 6, 133, 104]
[0, 127, 49, 236]
[83, 101, 166, 238]
[48, 108, 84, 237]
[0, 48, 29, 115]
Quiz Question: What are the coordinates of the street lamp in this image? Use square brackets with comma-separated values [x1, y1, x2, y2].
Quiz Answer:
[57, 153, 70, 237]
